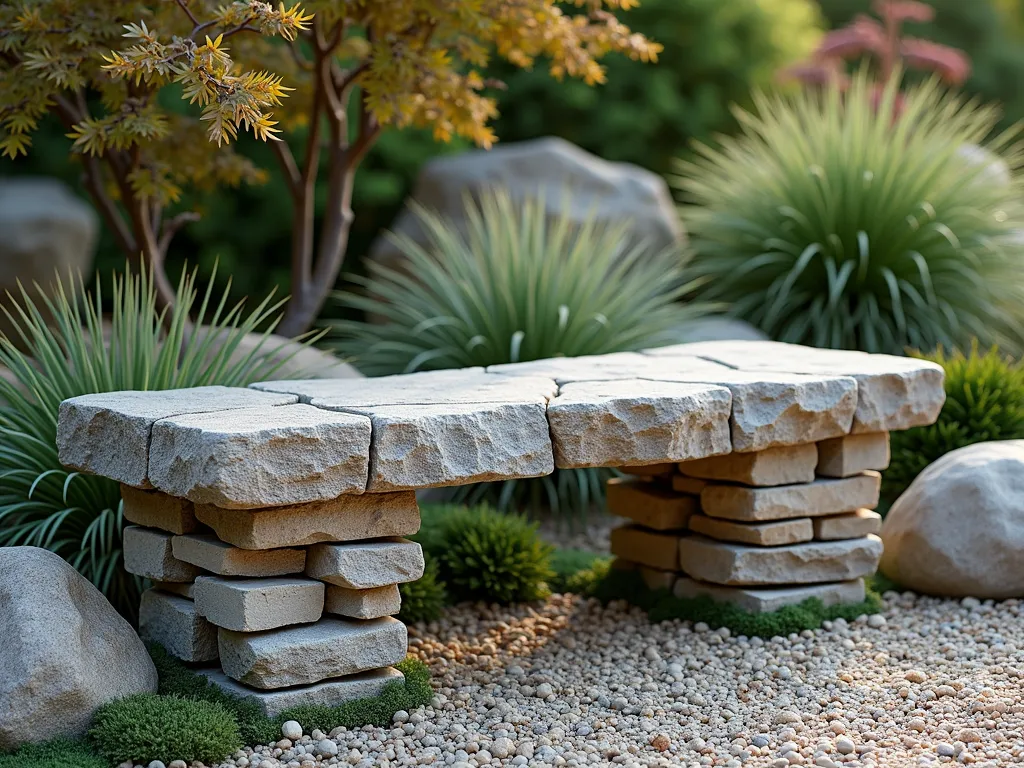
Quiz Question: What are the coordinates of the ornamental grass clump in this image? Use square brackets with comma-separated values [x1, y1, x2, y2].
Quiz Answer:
[674, 72, 1024, 355]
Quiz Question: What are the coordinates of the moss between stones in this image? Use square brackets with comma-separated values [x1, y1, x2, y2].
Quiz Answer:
[593, 569, 883, 638]
[0, 738, 107, 768]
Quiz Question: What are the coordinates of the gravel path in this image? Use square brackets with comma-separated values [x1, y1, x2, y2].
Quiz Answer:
[219, 591, 1024, 768]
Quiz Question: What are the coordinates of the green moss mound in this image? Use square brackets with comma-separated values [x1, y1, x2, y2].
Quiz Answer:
[549, 548, 613, 595]
[594, 569, 882, 637]
[0, 738, 106, 768]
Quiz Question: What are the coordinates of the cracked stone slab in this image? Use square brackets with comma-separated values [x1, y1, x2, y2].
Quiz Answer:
[646, 341, 945, 433]
[816, 432, 890, 478]
[546, 379, 732, 468]
[609, 524, 684, 571]
[148, 404, 371, 509]
[305, 538, 424, 589]
[678, 534, 883, 585]
[123, 526, 201, 582]
[218, 617, 408, 689]
[194, 576, 324, 632]
[194, 492, 420, 550]
[198, 666, 405, 717]
[139, 589, 218, 663]
[606, 478, 699, 531]
[688, 514, 813, 547]
[813, 509, 882, 540]
[673, 578, 866, 612]
[57, 386, 297, 487]
[336, 402, 554, 492]
[678, 443, 818, 487]
[171, 534, 306, 577]
[252, 368, 557, 407]
[121, 485, 200, 535]
[324, 584, 402, 619]
[700, 471, 881, 522]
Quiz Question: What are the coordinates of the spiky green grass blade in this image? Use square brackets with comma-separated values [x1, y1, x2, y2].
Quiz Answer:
[674, 72, 1024, 354]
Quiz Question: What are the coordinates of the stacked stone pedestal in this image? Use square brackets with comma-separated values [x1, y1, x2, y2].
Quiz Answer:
[609, 433, 890, 612]
[124, 485, 423, 717]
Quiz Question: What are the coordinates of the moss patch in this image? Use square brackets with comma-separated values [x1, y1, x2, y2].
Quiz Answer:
[0, 738, 106, 768]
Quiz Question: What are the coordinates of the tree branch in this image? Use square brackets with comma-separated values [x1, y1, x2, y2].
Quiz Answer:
[80, 155, 137, 258]
[158, 211, 201, 258]
[173, 0, 201, 28]
[270, 138, 301, 200]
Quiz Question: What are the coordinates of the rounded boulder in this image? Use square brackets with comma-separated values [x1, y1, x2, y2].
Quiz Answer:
[880, 441, 1024, 598]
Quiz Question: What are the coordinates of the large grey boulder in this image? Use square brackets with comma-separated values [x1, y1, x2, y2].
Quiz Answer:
[0, 547, 157, 749]
[880, 441, 1024, 598]
[368, 136, 686, 276]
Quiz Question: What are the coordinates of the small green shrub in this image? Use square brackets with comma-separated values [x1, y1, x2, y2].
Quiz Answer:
[549, 548, 613, 595]
[0, 738, 105, 768]
[675, 73, 1024, 355]
[398, 555, 448, 624]
[90, 694, 241, 766]
[885, 344, 1024, 498]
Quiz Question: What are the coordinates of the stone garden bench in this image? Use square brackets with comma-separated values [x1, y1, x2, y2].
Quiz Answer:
[56, 340, 944, 716]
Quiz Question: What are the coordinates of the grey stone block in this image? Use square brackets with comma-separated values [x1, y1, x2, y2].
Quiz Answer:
[700, 472, 881, 522]
[121, 485, 200, 535]
[324, 584, 402, 619]
[688, 515, 813, 547]
[673, 578, 866, 613]
[171, 534, 305, 577]
[123, 526, 200, 582]
[194, 577, 324, 632]
[678, 443, 818, 487]
[139, 589, 218, 663]
[305, 539, 424, 589]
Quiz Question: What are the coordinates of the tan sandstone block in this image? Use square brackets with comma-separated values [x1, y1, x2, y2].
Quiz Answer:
[609, 524, 683, 571]
[700, 472, 881, 522]
[121, 485, 199, 535]
[688, 515, 813, 547]
[678, 534, 883, 586]
[194, 492, 420, 550]
[194, 577, 324, 632]
[171, 534, 305, 577]
[673, 578, 866, 613]
[606, 478, 697, 531]
[621, 463, 676, 477]
[671, 475, 708, 495]
[813, 509, 882, 540]
[325, 584, 402, 620]
[123, 526, 200, 582]
[816, 433, 890, 478]
[678, 443, 818, 487]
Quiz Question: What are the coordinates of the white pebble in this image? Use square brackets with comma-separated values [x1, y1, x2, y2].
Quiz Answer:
[281, 721, 302, 741]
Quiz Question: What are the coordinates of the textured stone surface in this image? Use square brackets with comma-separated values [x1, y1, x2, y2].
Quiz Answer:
[171, 534, 305, 576]
[648, 340, 945, 433]
[671, 475, 708, 495]
[195, 492, 420, 550]
[679, 444, 818, 487]
[0, 547, 157, 750]
[149, 404, 371, 508]
[609, 524, 683, 571]
[198, 667, 404, 717]
[880, 441, 1024, 598]
[700, 472, 881, 522]
[324, 584, 402, 619]
[688, 515, 813, 547]
[638, 566, 677, 592]
[813, 509, 882, 540]
[488, 352, 678, 385]
[121, 485, 200, 535]
[123, 526, 201, 582]
[153, 580, 195, 599]
[139, 588, 218, 663]
[547, 379, 732, 468]
[606, 478, 698, 531]
[218, 617, 408, 689]
[306, 539, 424, 589]
[817, 432, 891, 478]
[57, 387, 297, 487]
[340, 402, 554, 491]
[678, 534, 883, 586]
[194, 577, 324, 632]
[673, 577, 866, 613]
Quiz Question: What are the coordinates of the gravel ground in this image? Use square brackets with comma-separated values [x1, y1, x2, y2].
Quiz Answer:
[536, 513, 617, 553]
[192, 589, 1024, 768]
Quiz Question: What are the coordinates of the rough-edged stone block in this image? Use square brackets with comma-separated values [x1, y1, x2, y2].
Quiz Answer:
[198, 667, 405, 717]
[547, 379, 732, 468]
[678, 534, 883, 585]
[673, 578, 866, 613]
[609, 524, 683, 571]
[813, 509, 882, 541]
[700, 472, 881, 522]
[620, 463, 676, 478]
[57, 387, 297, 487]
[123, 526, 200, 582]
[638, 566, 677, 592]
[139, 589, 217, 663]
[195, 492, 420, 550]
[171, 534, 305, 577]
[487, 351, 660, 383]
[688, 515, 813, 547]
[606, 478, 697, 531]
[194, 577, 324, 632]
[671, 475, 708, 495]
[816, 432, 890, 478]
[305, 538, 424, 589]
[218, 617, 408, 689]
[153, 581, 195, 599]
[324, 584, 402, 619]
[148, 404, 371, 508]
[337, 402, 554, 492]
[121, 485, 200, 535]
[679, 443, 818, 487]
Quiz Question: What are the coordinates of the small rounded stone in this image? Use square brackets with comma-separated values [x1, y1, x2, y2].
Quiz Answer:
[281, 721, 302, 741]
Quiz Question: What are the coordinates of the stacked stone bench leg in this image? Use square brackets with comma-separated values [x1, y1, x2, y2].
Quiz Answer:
[609, 434, 890, 612]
